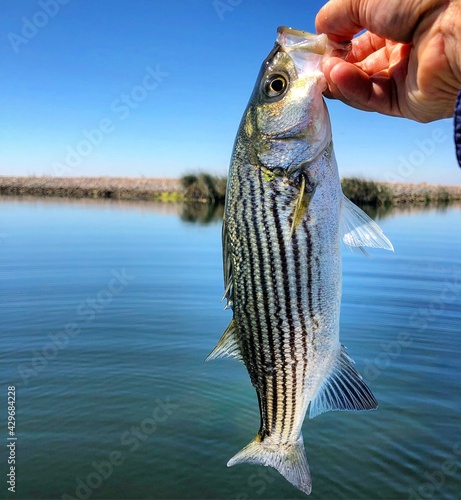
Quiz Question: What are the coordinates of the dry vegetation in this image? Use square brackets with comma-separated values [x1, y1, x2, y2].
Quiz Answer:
[341, 178, 461, 205]
[1, 174, 460, 206]
[0, 176, 182, 201]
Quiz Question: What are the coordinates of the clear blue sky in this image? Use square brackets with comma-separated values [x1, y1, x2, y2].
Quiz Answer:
[1, 0, 460, 185]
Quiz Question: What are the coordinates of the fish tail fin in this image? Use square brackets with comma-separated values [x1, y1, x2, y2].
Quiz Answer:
[227, 436, 311, 495]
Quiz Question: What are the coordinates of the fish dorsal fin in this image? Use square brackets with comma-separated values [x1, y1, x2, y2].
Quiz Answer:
[222, 217, 234, 310]
[340, 195, 394, 254]
[206, 319, 242, 362]
[309, 345, 378, 418]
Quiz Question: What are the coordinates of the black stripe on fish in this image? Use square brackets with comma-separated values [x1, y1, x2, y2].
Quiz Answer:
[236, 173, 260, 388]
[271, 188, 294, 439]
[305, 223, 320, 353]
[258, 167, 279, 437]
[292, 230, 308, 390]
[246, 174, 270, 435]
[316, 255, 322, 328]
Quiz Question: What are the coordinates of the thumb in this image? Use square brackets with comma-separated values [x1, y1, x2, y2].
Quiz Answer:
[316, 0, 417, 43]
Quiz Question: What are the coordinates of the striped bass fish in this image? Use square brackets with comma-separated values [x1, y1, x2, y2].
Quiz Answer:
[207, 27, 394, 495]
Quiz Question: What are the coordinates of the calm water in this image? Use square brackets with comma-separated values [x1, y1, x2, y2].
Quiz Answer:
[1, 197, 460, 500]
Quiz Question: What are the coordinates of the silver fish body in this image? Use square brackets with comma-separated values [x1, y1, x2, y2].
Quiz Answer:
[208, 27, 393, 496]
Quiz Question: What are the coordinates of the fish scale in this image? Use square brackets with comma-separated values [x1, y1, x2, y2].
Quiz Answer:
[207, 26, 394, 496]
[227, 151, 337, 449]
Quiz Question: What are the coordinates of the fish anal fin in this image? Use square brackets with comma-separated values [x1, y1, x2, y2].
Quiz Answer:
[309, 345, 378, 419]
[227, 435, 311, 495]
[206, 319, 242, 362]
[340, 194, 394, 253]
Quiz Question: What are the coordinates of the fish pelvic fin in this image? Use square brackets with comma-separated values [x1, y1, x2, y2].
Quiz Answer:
[227, 435, 312, 496]
[309, 345, 378, 419]
[205, 319, 242, 362]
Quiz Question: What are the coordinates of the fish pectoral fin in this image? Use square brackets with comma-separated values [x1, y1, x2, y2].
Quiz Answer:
[340, 195, 394, 254]
[205, 319, 242, 362]
[291, 174, 307, 235]
[308, 345, 378, 419]
[227, 436, 311, 496]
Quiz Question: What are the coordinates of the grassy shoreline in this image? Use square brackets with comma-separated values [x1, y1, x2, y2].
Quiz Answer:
[1, 175, 460, 206]
[0, 176, 184, 202]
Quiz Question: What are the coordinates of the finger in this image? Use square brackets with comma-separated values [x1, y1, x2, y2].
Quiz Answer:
[315, 0, 421, 43]
[347, 32, 387, 63]
[323, 59, 377, 111]
[355, 44, 399, 75]
[323, 58, 400, 116]
[315, 0, 363, 42]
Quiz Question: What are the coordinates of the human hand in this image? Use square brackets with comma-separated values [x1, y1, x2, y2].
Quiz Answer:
[315, 0, 461, 122]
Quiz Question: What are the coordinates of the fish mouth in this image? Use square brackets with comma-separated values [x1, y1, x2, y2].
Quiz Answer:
[278, 26, 311, 37]
[277, 25, 352, 60]
[277, 26, 328, 55]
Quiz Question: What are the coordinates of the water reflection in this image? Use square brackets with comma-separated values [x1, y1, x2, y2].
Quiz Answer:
[356, 200, 461, 221]
[0, 195, 184, 217]
[0, 195, 459, 224]
[180, 202, 224, 225]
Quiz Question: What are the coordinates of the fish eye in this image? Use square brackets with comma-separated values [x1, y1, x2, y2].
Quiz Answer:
[264, 74, 288, 97]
